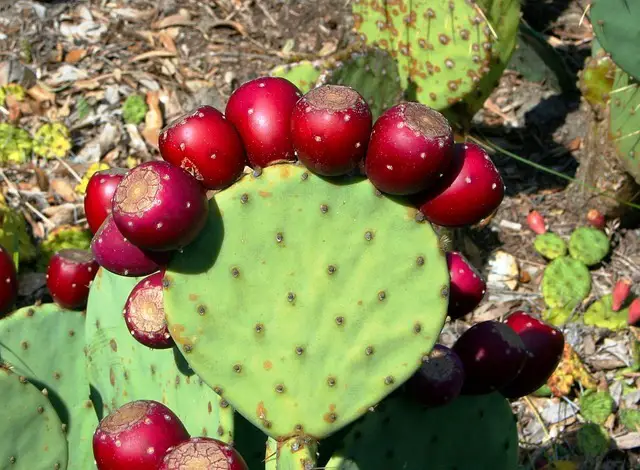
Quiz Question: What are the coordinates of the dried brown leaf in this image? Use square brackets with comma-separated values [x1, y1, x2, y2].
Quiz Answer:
[129, 50, 176, 63]
[152, 10, 193, 29]
[141, 90, 163, 149]
[27, 83, 56, 103]
[111, 8, 156, 22]
[157, 31, 177, 53]
[65, 49, 87, 64]
[50, 179, 77, 203]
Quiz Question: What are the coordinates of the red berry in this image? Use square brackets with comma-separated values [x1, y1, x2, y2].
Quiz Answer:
[46, 249, 99, 310]
[93, 400, 189, 470]
[416, 142, 505, 227]
[112, 161, 208, 252]
[628, 298, 640, 326]
[160, 437, 248, 470]
[124, 272, 173, 349]
[84, 168, 128, 234]
[158, 106, 247, 190]
[612, 279, 632, 312]
[586, 209, 605, 230]
[0, 244, 17, 318]
[526, 210, 546, 235]
[452, 320, 527, 395]
[446, 251, 486, 320]
[225, 77, 301, 168]
[290, 85, 372, 176]
[364, 102, 454, 195]
[500, 311, 564, 399]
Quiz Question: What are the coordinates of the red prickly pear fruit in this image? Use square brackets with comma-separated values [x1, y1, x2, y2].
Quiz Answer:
[46, 249, 99, 310]
[124, 272, 173, 349]
[112, 161, 208, 252]
[628, 298, 640, 326]
[0, 244, 17, 318]
[158, 106, 247, 190]
[91, 215, 171, 277]
[364, 102, 454, 195]
[93, 400, 189, 470]
[225, 76, 301, 168]
[290, 85, 372, 176]
[84, 168, 128, 234]
[500, 311, 565, 399]
[452, 320, 527, 395]
[160, 437, 248, 470]
[586, 209, 606, 230]
[526, 210, 546, 234]
[415, 142, 505, 227]
[446, 251, 487, 320]
[405, 344, 465, 408]
[612, 279, 632, 312]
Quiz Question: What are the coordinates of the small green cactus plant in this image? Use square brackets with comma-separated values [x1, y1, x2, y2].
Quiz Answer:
[541, 256, 592, 311]
[270, 60, 325, 94]
[568, 226, 610, 266]
[534, 232, 568, 260]
[583, 294, 629, 331]
[579, 389, 614, 425]
[0, 123, 33, 164]
[33, 122, 72, 159]
[121, 95, 148, 125]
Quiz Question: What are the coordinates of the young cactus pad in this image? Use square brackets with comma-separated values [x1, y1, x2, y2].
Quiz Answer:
[0, 366, 68, 469]
[583, 294, 629, 331]
[324, 393, 517, 469]
[163, 163, 449, 440]
[85, 268, 235, 442]
[609, 68, 640, 183]
[568, 227, 610, 266]
[270, 60, 324, 94]
[534, 232, 568, 260]
[542, 256, 592, 310]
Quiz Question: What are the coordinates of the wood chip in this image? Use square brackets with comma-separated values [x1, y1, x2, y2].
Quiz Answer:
[129, 50, 177, 63]
[152, 10, 194, 29]
[50, 179, 77, 203]
[65, 49, 88, 64]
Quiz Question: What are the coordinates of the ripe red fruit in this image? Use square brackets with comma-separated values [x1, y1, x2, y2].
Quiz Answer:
[93, 400, 189, 470]
[628, 298, 640, 326]
[612, 279, 632, 312]
[416, 142, 505, 227]
[46, 249, 99, 310]
[526, 210, 546, 235]
[364, 103, 454, 195]
[586, 209, 605, 230]
[0, 244, 17, 318]
[124, 272, 173, 349]
[84, 168, 128, 234]
[500, 311, 565, 399]
[158, 106, 247, 190]
[290, 85, 372, 176]
[112, 161, 208, 252]
[225, 76, 301, 168]
[446, 251, 486, 320]
[405, 344, 465, 408]
[452, 320, 527, 395]
[160, 437, 248, 470]
[91, 215, 171, 277]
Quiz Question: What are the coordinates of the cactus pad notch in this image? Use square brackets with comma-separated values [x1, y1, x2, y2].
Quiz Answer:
[163, 163, 449, 440]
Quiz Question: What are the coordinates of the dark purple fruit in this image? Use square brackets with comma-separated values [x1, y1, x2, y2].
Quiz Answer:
[124, 272, 173, 349]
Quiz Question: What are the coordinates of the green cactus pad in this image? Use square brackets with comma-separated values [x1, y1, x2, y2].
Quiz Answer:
[579, 389, 614, 425]
[583, 294, 629, 331]
[542, 307, 574, 327]
[85, 268, 235, 442]
[0, 366, 68, 470]
[542, 256, 592, 310]
[576, 422, 610, 459]
[534, 233, 567, 260]
[578, 46, 616, 111]
[325, 393, 517, 469]
[122, 95, 148, 125]
[270, 60, 324, 94]
[609, 67, 640, 183]
[163, 163, 449, 440]
[0, 122, 33, 164]
[619, 408, 640, 432]
[33, 122, 72, 159]
[568, 227, 610, 266]
[591, 0, 640, 82]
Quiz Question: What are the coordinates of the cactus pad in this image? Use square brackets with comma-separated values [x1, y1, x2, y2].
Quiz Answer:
[0, 366, 68, 469]
[534, 233, 567, 260]
[576, 423, 610, 459]
[568, 227, 610, 266]
[542, 307, 574, 327]
[122, 95, 148, 125]
[0, 122, 33, 164]
[583, 294, 629, 331]
[542, 256, 592, 310]
[33, 122, 72, 159]
[609, 67, 640, 183]
[85, 268, 235, 442]
[325, 393, 517, 469]
[163, 163, 449, 440]
[270, 60, 324, 94]
[579, 389, 614, 425]
[578, 45, 615, 111]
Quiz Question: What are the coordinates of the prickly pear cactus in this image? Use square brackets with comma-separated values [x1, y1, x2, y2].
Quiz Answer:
[609, 67, 640, 183]
[534, 233, 567, 260]
[542, 256, 592, 310]
[33, 122, 72, 159]
[324, 393, 517, 469]
[0, 122, 33, 164]
[568, 227, 610, 266]
[37, 225, 92, 271]
[122, 95, 148, 125]
[583, 294, 629, 331]
[163, 164, 449, 443]
[0, 365, 69, 470]
[578, 40, 616, 112]
[85, 268, 235, 442]
[542, 307, 574, 327]
[579, 389, 614, 425]
[270, 60, 324, 94]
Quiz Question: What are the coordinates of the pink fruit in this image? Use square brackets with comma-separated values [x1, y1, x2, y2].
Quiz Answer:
[416, 142, 505, 227]
[93, 400, 189, 470]
[46, 249, 99, 310]
[91, 214, 171, 277]
[112, 161, 208, 251]
[500, 311, 565, 399]
[160, 437, 248, 470]
[405, 344, 465, 408]
[364, 102, 454, 195]
[84, 168, 128, 234]
[0, 244, 17, 318]
[611, 279, 632, 312]
[586, 209, 605, 230]
[124, 272, 173, 349]
[628, 298, 640, 326]
[290, 85, 372, 176]
[446, 251, 487, 320]
[158, 106, 247, 190]
[452, 320, 527, 395]
[225, 76, 301, 168]
[527, 210, 546, 234]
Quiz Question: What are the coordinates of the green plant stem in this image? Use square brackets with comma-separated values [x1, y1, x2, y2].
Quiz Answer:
[265, 437, 318, 470]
